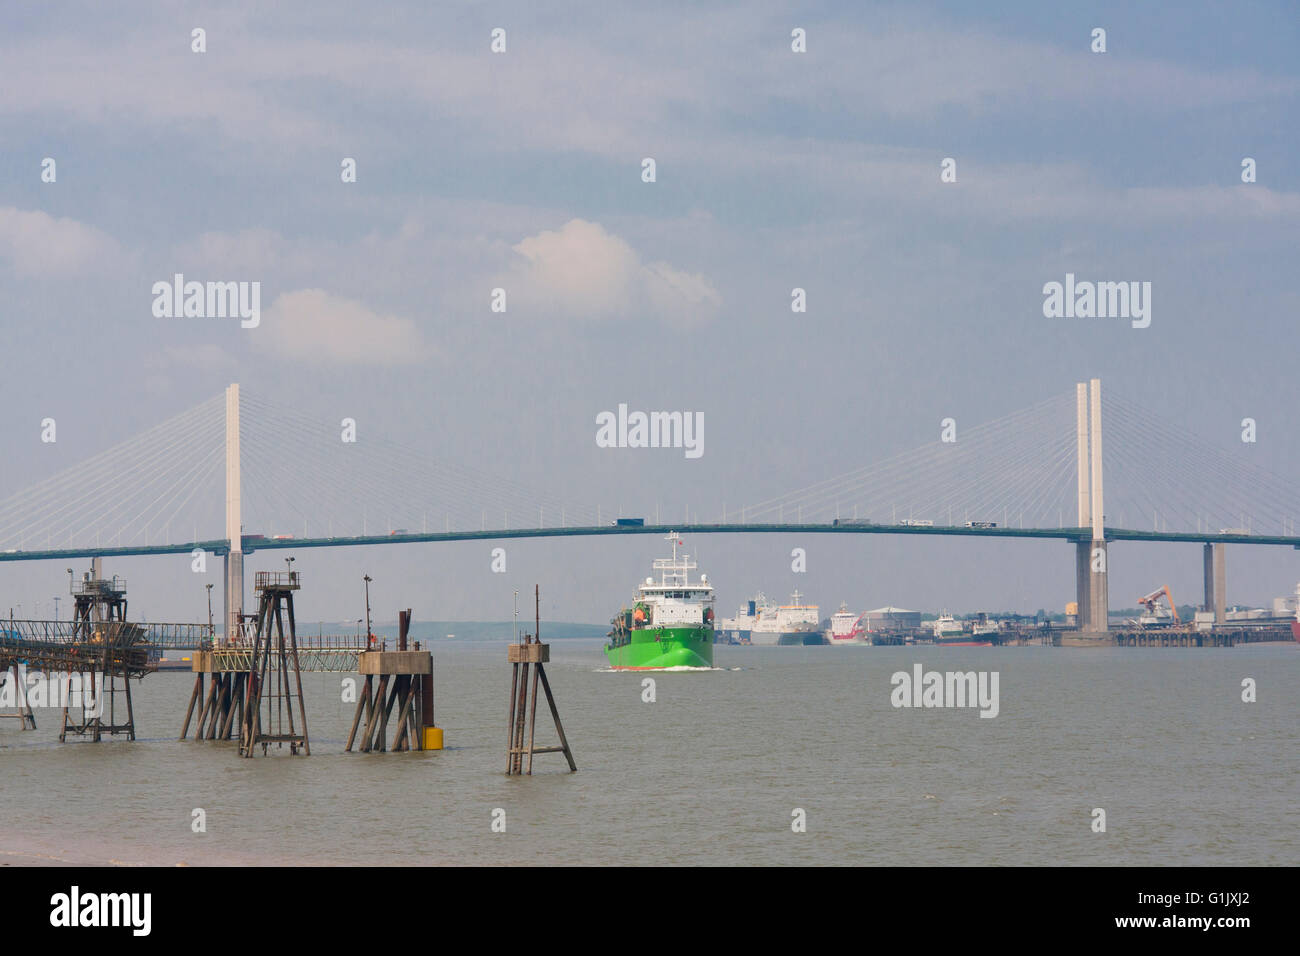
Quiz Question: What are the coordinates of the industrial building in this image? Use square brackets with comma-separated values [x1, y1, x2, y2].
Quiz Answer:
[864, 607, 921, 632]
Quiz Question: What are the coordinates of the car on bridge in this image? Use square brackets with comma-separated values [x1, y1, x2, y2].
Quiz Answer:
[965, 521, 999, 528]
[614, 518, 645, 527]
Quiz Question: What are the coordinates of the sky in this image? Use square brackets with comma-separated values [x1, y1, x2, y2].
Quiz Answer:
[1, 1, 1298, 626]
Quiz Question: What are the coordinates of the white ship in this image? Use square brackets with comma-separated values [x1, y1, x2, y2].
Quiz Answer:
[826, 602, 868, 645]
[930, 611, 963, 639]
[716, 592, 774, 644]
[751, 590, 822, 645]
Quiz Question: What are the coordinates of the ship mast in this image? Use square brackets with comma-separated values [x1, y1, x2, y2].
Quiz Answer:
[664, 531, 678, 585]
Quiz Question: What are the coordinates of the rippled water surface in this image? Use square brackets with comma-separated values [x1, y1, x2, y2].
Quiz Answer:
[2, 640, 1296, 866]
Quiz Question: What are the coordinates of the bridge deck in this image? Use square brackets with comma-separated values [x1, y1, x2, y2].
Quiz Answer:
[3, 523, 1300, 565]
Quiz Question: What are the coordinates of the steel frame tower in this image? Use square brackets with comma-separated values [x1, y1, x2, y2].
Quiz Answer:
[239, 570, 310, 757]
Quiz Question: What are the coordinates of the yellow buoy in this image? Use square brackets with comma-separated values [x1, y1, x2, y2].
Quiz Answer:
[422, 726, 444, 750]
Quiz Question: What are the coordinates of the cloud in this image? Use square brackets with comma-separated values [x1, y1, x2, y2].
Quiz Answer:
[507, 219, 720, 321]
[259, 289, 433, 366]
[0, 207, 119, 277]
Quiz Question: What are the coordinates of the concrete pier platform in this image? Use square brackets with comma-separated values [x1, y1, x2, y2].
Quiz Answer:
[358, 650, 431, 674]
[1059, 630, 1112, 647]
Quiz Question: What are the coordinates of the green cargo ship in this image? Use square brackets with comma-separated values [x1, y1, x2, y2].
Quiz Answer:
[605, 533, 716, 669]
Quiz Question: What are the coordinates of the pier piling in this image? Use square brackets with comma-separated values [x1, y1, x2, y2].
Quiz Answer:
[345, 609, 440, 752]
[0, 663, 36, 729]
[506, 586, 576, 775]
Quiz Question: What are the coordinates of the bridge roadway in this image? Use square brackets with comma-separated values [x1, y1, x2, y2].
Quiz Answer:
[2, 523, 1299, 565]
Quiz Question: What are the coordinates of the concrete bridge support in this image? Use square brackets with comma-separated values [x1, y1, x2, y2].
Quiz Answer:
[1067, 379, 1109, 643]
[1088, 540, 1109, 634]
[224, 383, 243, 641]
[223, 551, 243, 642]
[1203, 542, 1226, 625]
[1075, 540, 1091, 629]
[1074, 383, 1092, 630]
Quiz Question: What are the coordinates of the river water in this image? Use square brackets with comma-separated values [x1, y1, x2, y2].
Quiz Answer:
[1, 640, 1296, 866]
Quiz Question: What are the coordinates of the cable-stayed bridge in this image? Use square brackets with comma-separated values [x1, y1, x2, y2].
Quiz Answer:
[1, 380, 1297, 640]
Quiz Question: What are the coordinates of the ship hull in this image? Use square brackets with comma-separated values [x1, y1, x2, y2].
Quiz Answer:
[1292, 620, 1300, 644]
[605, 626, 714, 669]
[751, 630, 824, 646]
[933, 635, 994, 646]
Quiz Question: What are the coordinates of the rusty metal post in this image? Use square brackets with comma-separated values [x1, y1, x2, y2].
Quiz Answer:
[505, 585, 576, 774]
[180, 673, 203, 739]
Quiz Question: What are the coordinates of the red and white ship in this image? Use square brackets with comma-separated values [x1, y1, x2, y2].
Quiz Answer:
[826, 602, 868, 645]
[1293, 583, 1300, 643]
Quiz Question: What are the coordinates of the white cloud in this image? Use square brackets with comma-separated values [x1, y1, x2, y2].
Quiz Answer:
[260, 289, 433, 366]
[0, 207, 119, 277]
[508, 219, 720, 321]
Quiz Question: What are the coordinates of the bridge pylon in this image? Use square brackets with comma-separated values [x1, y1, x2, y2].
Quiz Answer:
[224, 383, 244, 642]
[1069, 379, 1109, 643]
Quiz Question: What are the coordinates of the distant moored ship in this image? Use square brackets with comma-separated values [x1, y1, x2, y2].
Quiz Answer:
[826, 602, 868, 645]
[717, 592, 774, 644]
[1293, 584, 1300, 644]
[751, 591, 822, 645]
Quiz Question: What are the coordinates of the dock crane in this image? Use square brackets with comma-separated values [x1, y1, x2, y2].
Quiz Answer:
[1136, 586, 1180, 627]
